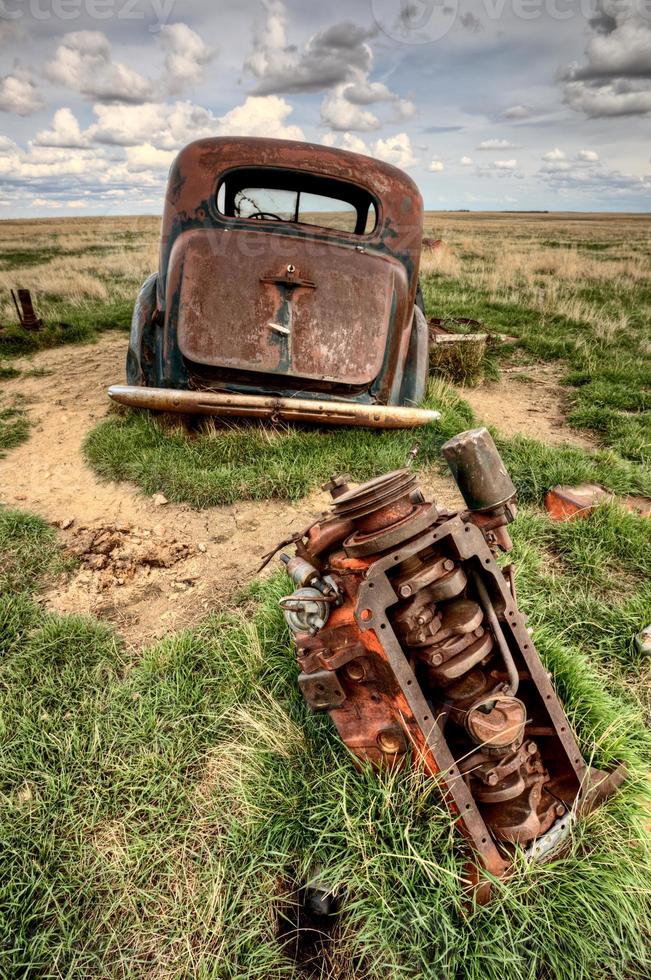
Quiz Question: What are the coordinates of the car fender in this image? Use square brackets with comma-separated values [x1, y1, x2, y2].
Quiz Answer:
[399, 305, 429, 406]
[126, 273, 158, 386]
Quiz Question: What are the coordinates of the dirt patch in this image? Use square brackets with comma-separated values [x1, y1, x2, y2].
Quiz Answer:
[0, 333, 462, 646]
[459, 363, 595, 448]
[65, 522, 192, 585]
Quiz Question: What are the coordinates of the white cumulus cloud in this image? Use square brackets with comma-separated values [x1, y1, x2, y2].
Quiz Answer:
[321, 86, 380, 131]
[125, 142, 176, 172]
[373, 132, 418, 169]
[561, 5, 651, 117]
[0, 67, 44, 116]
[323, 131, 418, 169]
[542, 148, 566, 161]
[159, 23, 215, 95]
[503, 105, 529, 119]
[215, 95, 304, 140]
[477, 138, 517, 150]
[45, 24, 215, 105]
[245, 1, 411, 132]
[36, 108, 87, 148]
[45, 31, 154, 103]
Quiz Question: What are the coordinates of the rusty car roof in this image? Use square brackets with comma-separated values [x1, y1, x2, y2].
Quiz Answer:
[172, 136, 422, 204]
[163, 136, 424, 265]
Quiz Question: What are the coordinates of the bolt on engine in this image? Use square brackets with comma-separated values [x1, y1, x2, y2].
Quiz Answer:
[277, 428, 625, 900]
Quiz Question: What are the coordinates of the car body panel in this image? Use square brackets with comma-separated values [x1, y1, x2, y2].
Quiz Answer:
[170, 228, 404, 385]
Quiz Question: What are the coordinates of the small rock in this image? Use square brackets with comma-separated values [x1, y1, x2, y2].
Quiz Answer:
[152, 493, 169, 507]
[197, 543, 207, 553]
[634, 626, 651, 657]
[60, 518, 74, 530]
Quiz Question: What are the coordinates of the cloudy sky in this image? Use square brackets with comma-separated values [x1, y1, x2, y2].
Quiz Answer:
[0, 0, 649, 216]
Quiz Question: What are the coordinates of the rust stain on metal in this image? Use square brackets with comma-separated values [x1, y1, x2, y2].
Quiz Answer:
[277, 428, 624, 901]
[110, 136, 433, 428]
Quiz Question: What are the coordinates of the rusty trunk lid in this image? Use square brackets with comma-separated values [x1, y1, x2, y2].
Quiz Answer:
[170, 228, 407, 387]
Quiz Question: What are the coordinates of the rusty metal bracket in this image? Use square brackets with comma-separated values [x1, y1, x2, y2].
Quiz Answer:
[298, 669, 346, 711]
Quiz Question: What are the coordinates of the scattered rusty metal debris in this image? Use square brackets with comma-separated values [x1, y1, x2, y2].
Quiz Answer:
[545, 484, 651, 521]
[429, 316, 485, 338]
[11, 289, 43, 331]
[109, 136, 438, 429]
[277, 428, 624, 900]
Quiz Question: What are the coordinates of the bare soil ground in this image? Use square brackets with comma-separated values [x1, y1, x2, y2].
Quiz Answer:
[0, 334, 465, 646]
[461, 363, 596, 449]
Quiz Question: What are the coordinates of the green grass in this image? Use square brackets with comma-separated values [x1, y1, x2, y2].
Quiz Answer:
[0, 511, 650, 978]
[0, 509, 73, 593]
[0, 299, 132, 358]
[507, 504, 651, 713]
[496, 433, 650, 501]
[0, 404, 30, 456]
[421, 266, 651, 467]
[0, 362, 20, 380]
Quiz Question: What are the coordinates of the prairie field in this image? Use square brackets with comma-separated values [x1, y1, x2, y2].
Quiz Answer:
[0, 212, 650, 979]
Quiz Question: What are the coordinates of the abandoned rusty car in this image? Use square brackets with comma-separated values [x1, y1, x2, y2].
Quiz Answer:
[109, 136, 438, 429]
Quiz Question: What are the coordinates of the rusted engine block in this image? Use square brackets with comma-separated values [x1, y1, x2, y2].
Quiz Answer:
[279, 428, 624, 898]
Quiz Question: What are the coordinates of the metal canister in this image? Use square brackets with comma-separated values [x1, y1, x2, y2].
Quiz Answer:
[441, 427, 516, 512]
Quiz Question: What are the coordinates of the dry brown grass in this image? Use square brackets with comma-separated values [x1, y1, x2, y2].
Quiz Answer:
[422, 211, 650, 292]
[0, 215, 160, 317]
[420, 212, 650, 354]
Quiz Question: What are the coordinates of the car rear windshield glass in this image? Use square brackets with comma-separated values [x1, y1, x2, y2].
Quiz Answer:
[217, 168, 377, 235]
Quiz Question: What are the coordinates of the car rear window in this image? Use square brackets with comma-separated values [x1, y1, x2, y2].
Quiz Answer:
[216, 167, 377, 235]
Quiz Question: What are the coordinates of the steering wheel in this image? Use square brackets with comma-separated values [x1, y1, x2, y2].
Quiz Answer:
[248, 211, 284, 221]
